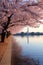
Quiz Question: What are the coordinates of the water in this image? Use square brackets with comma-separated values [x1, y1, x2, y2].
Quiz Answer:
[13, 36, 43, 65]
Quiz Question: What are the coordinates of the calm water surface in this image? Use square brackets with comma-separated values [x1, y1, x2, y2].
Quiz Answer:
[13, 36, 43, 65]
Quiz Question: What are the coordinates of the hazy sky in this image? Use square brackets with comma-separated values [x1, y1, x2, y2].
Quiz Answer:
[19, 24, 43, 32]
[29, 24, 43, 32]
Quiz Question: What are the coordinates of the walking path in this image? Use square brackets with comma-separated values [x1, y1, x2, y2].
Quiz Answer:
[0, 36, 12, 65]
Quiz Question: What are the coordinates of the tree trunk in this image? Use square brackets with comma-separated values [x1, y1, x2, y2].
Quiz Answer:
[1, 30, 6, 42]
[6, 31, 11, 38]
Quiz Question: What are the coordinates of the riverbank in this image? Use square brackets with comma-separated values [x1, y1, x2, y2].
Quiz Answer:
[0, 36, 11, 63]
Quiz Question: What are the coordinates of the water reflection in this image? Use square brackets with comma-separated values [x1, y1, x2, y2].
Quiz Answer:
[11, 36, 40, 65]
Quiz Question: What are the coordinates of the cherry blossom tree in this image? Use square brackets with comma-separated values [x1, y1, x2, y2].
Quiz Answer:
[0, 0, 43, 42]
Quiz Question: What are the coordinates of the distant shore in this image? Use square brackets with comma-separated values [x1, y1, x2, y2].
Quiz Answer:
[13, 32, 43, 36]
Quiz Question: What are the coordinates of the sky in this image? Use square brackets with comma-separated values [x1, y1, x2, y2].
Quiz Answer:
[29, 24, 43, 32]
[19, 24, 43, 32]
[22, 0, 39, 3]
[19, 18, 43, 32]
